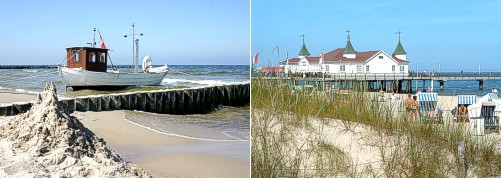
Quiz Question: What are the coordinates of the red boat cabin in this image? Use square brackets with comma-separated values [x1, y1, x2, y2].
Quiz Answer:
[66, 47, 108, 72]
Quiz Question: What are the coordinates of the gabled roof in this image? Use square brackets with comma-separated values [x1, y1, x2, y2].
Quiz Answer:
[343, 41, 356, 54]
[393, 41, 407, 55]
[298, 43, 311, 56]
[281, 48, 409, 64]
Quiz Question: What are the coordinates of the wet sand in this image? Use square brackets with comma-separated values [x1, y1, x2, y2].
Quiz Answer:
[75, 110, 250, 178]
[0, 91, 36, 103]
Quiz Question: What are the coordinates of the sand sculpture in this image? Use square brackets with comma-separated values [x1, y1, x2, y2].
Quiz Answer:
[0, 82, 150, 177]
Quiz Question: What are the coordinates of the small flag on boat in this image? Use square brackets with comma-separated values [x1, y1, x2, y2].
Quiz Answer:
[98, 31, 106, 49]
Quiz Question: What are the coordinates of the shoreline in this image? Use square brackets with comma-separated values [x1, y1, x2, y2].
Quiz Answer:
[74, 110, 250, 178]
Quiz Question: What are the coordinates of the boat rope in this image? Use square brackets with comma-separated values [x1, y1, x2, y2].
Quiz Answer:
[64, 69, 79, 86]
[0, 70, 59, 84]
[59, 48, 83, 65]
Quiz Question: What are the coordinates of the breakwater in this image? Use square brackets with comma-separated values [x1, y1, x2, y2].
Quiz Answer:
[0, 83, 249, 116]
[0, 65, 57, 69]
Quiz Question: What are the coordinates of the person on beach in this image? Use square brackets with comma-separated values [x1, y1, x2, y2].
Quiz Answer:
[451, 107, 457, 117]
[411, 96, 420, 122]
[459, 104, 468, 122]
[405, 94, 417, 121]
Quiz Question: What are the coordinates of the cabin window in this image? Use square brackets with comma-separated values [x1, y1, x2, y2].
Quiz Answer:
[73, 50, 79, 62]
[392, 65, 395, 72]
[366, 65, 370, 72]
[379, 56, 383, 59]
[340, 65, 345, 72]
[99, 53, 106, 63]
[357, 65, 362, 72]
[89, 52, 97, 63]
[400, 66, 404, 72]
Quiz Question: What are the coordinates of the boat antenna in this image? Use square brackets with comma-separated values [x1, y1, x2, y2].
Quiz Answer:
[124, 23, 144, 73]
[93, 28, 96, 48]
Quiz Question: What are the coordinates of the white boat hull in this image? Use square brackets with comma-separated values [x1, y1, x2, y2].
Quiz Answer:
[58, 66, 168, 88]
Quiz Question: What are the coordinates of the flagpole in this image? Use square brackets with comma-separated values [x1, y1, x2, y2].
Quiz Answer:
[322, 49, 325, 91]
[96, 29, 116, 69]
[286, 49, 289, 78]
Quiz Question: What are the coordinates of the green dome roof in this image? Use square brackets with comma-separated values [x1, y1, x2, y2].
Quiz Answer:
[343, 40, 356, 54]
[393, 41, 407, 55]
[298, 43, 311, 56]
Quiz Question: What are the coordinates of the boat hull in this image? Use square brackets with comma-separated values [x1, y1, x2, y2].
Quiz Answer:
[58, 66, 168, 89]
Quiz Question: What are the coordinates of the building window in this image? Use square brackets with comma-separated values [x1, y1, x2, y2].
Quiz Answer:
[357, 65, 362, 72]
[392, 65, 395, 72]
[366, 65, 370, 72]
[340, 65, 345, 72]
[325, 65, 329, 72]
[400, 66, 404, 72]
[379, 56, 383, 59]
[73, 51, 79, 62]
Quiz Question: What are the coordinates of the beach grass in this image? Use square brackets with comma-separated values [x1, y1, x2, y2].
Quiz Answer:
[251, 77, 500, 177]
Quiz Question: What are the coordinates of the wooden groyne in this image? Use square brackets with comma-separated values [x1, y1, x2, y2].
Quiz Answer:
[0, 65, 57, 69]
[0, 83, 249, 116]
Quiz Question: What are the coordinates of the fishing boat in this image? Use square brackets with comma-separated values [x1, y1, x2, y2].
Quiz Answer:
[58, 24, 168, 90]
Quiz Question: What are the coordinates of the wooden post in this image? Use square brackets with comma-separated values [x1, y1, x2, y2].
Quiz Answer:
[422, 80, 427, 92]
[457, 141, 466, 178]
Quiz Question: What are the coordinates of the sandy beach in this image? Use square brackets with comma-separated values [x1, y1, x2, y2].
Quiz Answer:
[0, 84, 250, 177]
[74, 110, 250, 178]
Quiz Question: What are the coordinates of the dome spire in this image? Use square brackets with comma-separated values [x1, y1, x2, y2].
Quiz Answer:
[298, 34, 311, 56]
[393, 31, 407, 55]
[343, 29, 356, 54]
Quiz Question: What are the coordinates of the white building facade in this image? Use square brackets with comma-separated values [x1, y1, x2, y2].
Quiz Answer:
[280, 37, 410, 75]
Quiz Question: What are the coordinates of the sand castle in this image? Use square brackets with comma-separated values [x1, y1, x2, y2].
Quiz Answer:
[0, 82, 150, 177]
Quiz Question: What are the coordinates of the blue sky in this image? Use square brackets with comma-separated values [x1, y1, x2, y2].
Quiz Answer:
[252, 0, 501, 72]
[0, 0, 249, 65]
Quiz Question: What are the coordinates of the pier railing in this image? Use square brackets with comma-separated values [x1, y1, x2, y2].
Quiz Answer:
[257, 72, 501, 81]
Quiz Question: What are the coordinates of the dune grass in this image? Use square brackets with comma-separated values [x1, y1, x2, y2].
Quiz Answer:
[251, 77, 500, 177]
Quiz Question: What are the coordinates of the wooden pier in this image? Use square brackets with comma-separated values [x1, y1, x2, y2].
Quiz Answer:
[257, 72, 501, 93]
[0, 83, 249, 116]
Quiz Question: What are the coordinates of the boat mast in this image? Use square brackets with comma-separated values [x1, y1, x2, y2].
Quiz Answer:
[93, 28, 96, 48]
[124, 23, 143, 73]
[135, 39, 139, 72]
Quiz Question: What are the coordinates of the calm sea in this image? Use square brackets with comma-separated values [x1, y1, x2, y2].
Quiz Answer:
[0, 65, 249, 97]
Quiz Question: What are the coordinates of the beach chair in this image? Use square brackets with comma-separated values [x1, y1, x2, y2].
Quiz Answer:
[457, 95, 477, 122]
[467, 93, 501, 134]
[417, 92, 439, 123]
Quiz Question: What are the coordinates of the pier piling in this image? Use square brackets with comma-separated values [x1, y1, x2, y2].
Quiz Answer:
[439, 80, 445, 90]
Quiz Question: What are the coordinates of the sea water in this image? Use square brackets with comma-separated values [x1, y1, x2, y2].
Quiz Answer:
[0, 65, 249, 97]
